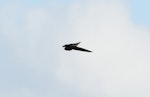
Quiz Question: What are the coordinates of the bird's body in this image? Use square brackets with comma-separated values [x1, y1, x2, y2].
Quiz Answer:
[63, 42, 92, 52]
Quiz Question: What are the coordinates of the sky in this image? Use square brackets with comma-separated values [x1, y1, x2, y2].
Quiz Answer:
[0, 0, 150, 97]
[129, 0, 150, 25]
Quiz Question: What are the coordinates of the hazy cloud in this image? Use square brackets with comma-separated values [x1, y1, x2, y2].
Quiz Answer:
[0, 0, 150, 97]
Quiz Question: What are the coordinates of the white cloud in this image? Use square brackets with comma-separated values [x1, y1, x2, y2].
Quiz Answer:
[0, 0, 150, 97]
[57, 1, 150, 97]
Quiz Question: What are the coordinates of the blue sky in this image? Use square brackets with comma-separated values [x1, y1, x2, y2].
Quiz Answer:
[0, 0, 150, 97]
[129, 0, 150, 25]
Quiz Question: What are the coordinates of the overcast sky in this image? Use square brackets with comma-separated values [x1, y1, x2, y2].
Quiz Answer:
[0, 0, 150, 97]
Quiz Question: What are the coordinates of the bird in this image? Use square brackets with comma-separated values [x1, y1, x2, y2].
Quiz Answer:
[62, 42, 92, 52]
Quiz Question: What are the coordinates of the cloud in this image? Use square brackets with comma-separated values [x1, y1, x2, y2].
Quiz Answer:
[0, 0, 150, 97]
[57, 0, 150, 97]
[0, 88, 55, 97]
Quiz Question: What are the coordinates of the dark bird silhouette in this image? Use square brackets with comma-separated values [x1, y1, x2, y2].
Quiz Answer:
[63, 42, 92, 52]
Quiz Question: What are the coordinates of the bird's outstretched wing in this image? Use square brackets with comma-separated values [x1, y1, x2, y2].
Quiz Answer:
[70, 42, 81, 46]
[73, 46, 92, 52]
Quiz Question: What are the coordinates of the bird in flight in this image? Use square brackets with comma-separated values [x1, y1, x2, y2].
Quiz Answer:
[63, 42, 92, 52]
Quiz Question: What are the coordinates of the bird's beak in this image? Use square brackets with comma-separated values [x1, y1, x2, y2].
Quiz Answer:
[62, 45, 65, 47]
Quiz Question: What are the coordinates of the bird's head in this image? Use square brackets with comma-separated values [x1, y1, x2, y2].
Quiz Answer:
[62, 45, 66, 47]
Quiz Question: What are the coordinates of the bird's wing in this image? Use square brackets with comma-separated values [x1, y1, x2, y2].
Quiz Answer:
[73, 46, 92, 52]
[70, 42, 81, 46]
